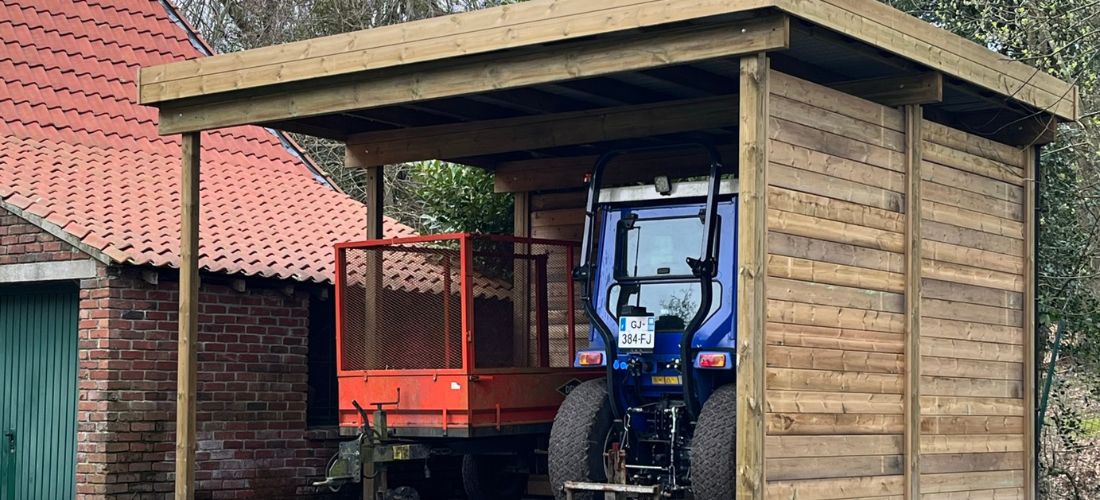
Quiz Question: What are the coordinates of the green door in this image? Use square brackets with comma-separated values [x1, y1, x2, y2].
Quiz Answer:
[0, 284, 78, 500]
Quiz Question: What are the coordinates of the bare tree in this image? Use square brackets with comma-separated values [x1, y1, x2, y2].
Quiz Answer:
[172, 0, 522, 232]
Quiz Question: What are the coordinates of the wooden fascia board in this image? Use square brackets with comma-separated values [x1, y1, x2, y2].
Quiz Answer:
[772, 0, 1078, 121]
[154, 14, 785, 135]
[138, 0, 775, 104]
[344, 95, 740, 168]
[830, 72, 943, 107]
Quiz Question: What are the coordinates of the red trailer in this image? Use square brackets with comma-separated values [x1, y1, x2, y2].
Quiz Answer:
[321, 233, 598, 498]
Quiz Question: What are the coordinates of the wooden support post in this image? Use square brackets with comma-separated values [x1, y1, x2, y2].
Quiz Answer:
[903, 104, 923, 500]
[175, 132, 200, 500]
[513, 192, 531, 366]
[348, 145, 384, 401]
[1024, 147, 1037, 500]
[736, 53, 768, 500]
[363, 161, 383, 377]
[365, 165, 384, 239]
[534, 255, 550, 368]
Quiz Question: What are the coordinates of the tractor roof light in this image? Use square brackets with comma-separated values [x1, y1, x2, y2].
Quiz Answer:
[575, 350, 605, 367]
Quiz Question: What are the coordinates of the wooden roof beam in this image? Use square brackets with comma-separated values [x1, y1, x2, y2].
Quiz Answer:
[829, 72, 943, 107]
[154, 12, 788, 134]
[345, 95, 740, 168]
[493, 144, 739, 193]
[925, 108, 1058, 147]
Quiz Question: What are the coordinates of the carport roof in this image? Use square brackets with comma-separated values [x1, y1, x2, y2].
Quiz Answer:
[138, 0, 1079, 130]
[135, 0, 1079, 171]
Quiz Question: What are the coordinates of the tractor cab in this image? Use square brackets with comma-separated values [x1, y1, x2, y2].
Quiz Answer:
[550, 146, 740, 499]
[591, 185, 737, 402]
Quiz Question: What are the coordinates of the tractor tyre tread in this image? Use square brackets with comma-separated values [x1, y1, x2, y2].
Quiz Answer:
[548, 379, 612, 500]
[691, 383, 737, 500]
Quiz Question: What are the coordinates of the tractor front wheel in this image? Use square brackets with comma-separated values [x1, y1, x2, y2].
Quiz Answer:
[548, 379, 614, 500]
[691, 383, 738, 499]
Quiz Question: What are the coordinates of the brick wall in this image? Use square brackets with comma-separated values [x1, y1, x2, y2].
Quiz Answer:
[77, 267, 344, 499]
[1, 208, 343, 499]
[0, 206, 91, 263]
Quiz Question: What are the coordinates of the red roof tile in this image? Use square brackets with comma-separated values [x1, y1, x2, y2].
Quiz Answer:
[0, 0, 410, 283]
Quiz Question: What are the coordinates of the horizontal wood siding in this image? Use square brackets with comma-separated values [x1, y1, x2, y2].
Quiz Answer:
[765, 71, 906, 498]
[529, 192, 588, 363]
[918, 121, 1027, 498]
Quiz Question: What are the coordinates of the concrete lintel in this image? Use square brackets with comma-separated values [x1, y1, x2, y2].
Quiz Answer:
[0, 259, 99, 283]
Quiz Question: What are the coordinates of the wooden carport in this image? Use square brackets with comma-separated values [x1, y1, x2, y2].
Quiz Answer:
[138, 0, 1078, 498]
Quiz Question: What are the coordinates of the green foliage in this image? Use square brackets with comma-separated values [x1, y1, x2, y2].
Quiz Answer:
[1083, 417, 1100, 438]
[409, 160, 513, 234]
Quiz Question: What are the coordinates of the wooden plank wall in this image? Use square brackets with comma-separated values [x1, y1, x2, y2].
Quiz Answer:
[917, 121, 1027, 497]
[512, 69, 1032, 496]
[529, 191, 588, 364]
[763, 71, 909, 498]
[762, 70, 1031, 498]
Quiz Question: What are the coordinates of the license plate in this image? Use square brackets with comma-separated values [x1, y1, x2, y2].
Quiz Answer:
[618, 316, 655, 351]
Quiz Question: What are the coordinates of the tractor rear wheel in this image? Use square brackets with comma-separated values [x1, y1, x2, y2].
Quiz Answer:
[548, 379, 614, 500]
[461, 454, 527, 500]
[691, 383, 737, 499]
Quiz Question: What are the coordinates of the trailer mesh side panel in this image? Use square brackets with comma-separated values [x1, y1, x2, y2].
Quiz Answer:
[340, 241, 462, 370]
[470, 238, 582, 369]
[338, 235, 582, 372]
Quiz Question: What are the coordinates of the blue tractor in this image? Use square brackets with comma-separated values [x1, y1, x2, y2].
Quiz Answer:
[549, 145, 738, 499]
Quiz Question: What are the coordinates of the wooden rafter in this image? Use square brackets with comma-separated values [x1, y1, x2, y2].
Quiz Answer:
[831, 72, 943, 107]
[344, 95, 741, 168]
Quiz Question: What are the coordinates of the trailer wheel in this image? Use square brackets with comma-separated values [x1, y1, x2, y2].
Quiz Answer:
[548, 379, 614, 500]
[691, 383, 737, 500]
[461, 454, 527, 500]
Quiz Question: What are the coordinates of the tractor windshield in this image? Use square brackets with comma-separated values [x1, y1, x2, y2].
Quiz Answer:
[608, 282, 721, 332]
[615, 215, 705, 279]
[611, 214, 720, 330]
